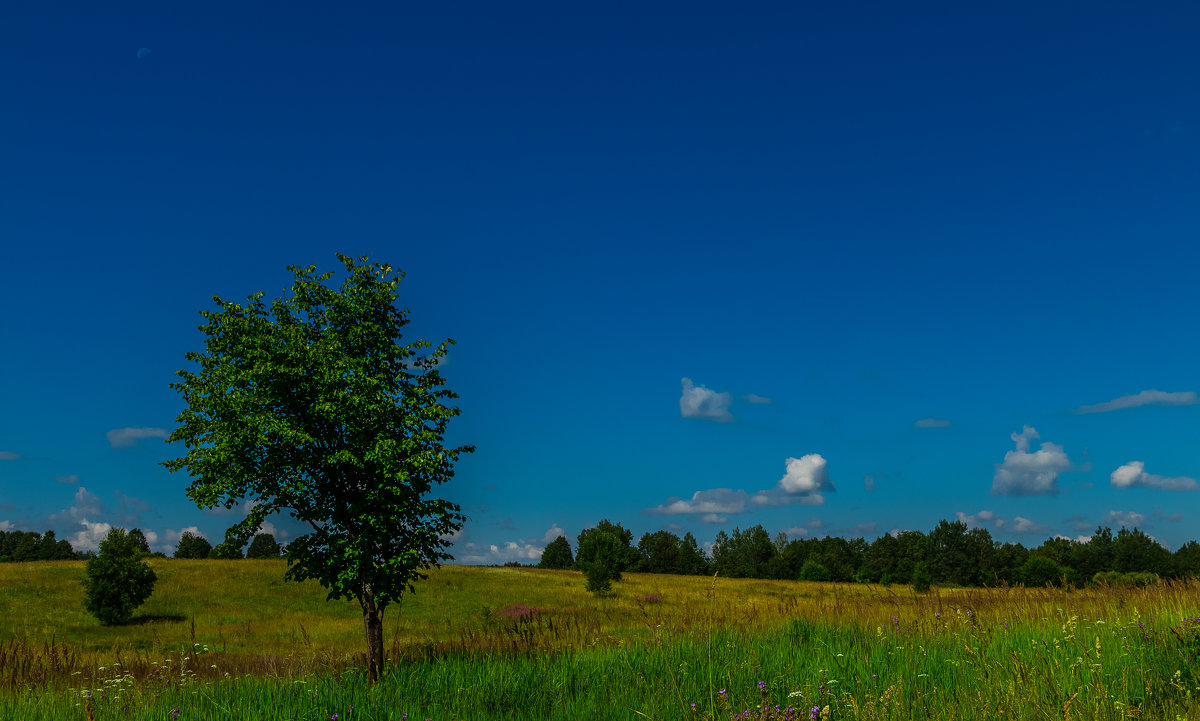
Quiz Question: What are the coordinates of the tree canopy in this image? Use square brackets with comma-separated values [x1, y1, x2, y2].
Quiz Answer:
[162, 254, 472, 683]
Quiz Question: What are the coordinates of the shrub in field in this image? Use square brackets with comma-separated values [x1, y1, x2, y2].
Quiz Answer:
[174, 531, 212, 559]
[246, 533, 281, 559]
[798, 559, 830, 582]
[578, 530, 623, 594]
[82, 527, 157, 625]
[1019, 555, 1069, 587]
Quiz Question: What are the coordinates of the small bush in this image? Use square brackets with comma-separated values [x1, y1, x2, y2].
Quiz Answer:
[245, 533, 281, 559]
[911, 562, 932, 593]
[83, 528, 157, 625]
[577, 530, 623, 595]
[174, 532, 212, 559]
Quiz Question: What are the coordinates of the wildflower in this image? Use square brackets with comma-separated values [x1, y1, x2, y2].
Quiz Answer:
[758, 680, 766, 690]
[170, 708, 182, 720]
[719, 688, 728, 697]
[810, 706, 820, 719]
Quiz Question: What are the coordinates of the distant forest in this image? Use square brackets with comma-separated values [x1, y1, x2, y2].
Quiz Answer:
[8, 519, 1200, 589]
[528, 519, 1200, 589]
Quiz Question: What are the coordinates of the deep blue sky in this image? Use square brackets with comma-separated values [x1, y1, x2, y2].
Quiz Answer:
[2, 3, 1199, 559]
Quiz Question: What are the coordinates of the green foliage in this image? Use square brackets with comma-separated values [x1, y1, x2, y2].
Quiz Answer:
[798, 559, 830, 582]
[245, 533, 281, 559]
[209, 541, 244, 559]
[0, 530, 75, 562]
[1019, 555, 1070, 587]
[162, 254, 472, 682]
[911, 561, 932, 592]
[127, 529, 152, 555]
[577, 520, 637, 573]
[577, 530, 623, 594]
[1093, 570, 1159, 587]
[711, 525, 774, 578]
[174, 532, 212, 559]
[537, 536, 573, 570]
[82, 527, 157, 625]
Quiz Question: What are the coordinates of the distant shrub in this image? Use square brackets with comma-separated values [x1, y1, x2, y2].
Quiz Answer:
[245, 533, 281, 559]
[174, 532, 212, 559]
[538, 536, 574, 570]
[911, 562, 932, 593]
[1019, 556, 1070, 587]
[798, 560, 830, 583]
[83, 528, 157, 626]
[577, 530, 623, 595]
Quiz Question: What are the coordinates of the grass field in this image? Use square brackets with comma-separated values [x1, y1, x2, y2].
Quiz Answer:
[3, 560, 1200, 720]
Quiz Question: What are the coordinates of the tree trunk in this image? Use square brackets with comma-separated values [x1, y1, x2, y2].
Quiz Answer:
[360, 591, 384, 684]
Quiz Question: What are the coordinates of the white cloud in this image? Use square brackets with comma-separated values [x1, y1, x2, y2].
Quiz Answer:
[701, 513, 727, 524]
[645, 488, 749, 516]
[1104, 510, 1147, 528]
[779, 454, 828, 494]
[914, 418, 951, 428]
[107, 427, 169, 449]
[782, 526, 809, 537]
[69, 520, 112, 552]
[0, 521, 13, 532]
[541, 524, 565, 543]
[440, 527, 466, 544]
[1075, 390, 1198, 414]
[1110, 461, 1198, 491]
[1009, 516, 1046, 534]
[0, 452, 20, 460]
[162, 526, 207, 550]
[52, 474, 80, 484]
[991, 426, 1070, 496]
[745, 394, 772, 404]
[460, 540, 546, 564]
[46, 487, 104, 527]
[680, 378, 734, 422]
[753, 454, 833, 506]
[1056, 534, 1093, 543]
[955, 509, 1046, 535]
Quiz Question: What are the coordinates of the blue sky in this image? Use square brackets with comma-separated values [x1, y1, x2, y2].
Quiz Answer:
[2, 3, 1199, 560]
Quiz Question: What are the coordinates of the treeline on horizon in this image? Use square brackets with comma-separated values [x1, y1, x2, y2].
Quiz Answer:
[0, 528, 284, 562]
[524, 519, 1200, 589]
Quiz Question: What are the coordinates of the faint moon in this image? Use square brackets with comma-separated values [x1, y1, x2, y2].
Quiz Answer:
[137, 48, 151, 60]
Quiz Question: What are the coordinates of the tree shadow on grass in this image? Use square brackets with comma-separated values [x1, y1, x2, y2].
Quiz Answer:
[126, 613, 187, 625]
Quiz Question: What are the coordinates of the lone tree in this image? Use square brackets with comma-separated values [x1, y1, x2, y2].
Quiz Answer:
[577, 530, 624, 595]
[174, 531, 212, 559]
[83, 527, 157, 625]
[246, 532, 281, 559]
[162, 254, 472, 684]
[538, 535, 574, 570]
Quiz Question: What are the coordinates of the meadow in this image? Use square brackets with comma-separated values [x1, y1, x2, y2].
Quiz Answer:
[3, 560, 1200, 720]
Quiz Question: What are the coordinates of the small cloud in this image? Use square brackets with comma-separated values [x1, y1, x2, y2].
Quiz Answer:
[851, 521, 878, 537]
[0, 452, 20, 460]
[46, 487, 104, 527]
[1110, 461, 1198, 491]
[69, 520, 113, 553]
[680, 378, 734, 423]
[956, 509, 1046, 535]
[753, 455, 834, 506]
[460, 538, 546, 564]
[914, 418, 951, 428]
[107, 427, 169, 449]
[0, 521, 14, 532]
[52, 474, 80, 484]
[744, 394, 772, 404]
[1104, 510, 1147, 528]
[1009, 516, 1047, 535]
[782, 526, 809, 537]
[541, 524, 565, 543]
[863, 475, 875, 491]
[701, 513, 727, 524]
[644, 488, 749, 516]
[1074, 390, 1198, 414]
[1154, 509, 1184, 523]
[162, 526, 207, 550]
[991, 426, 1070, 496]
